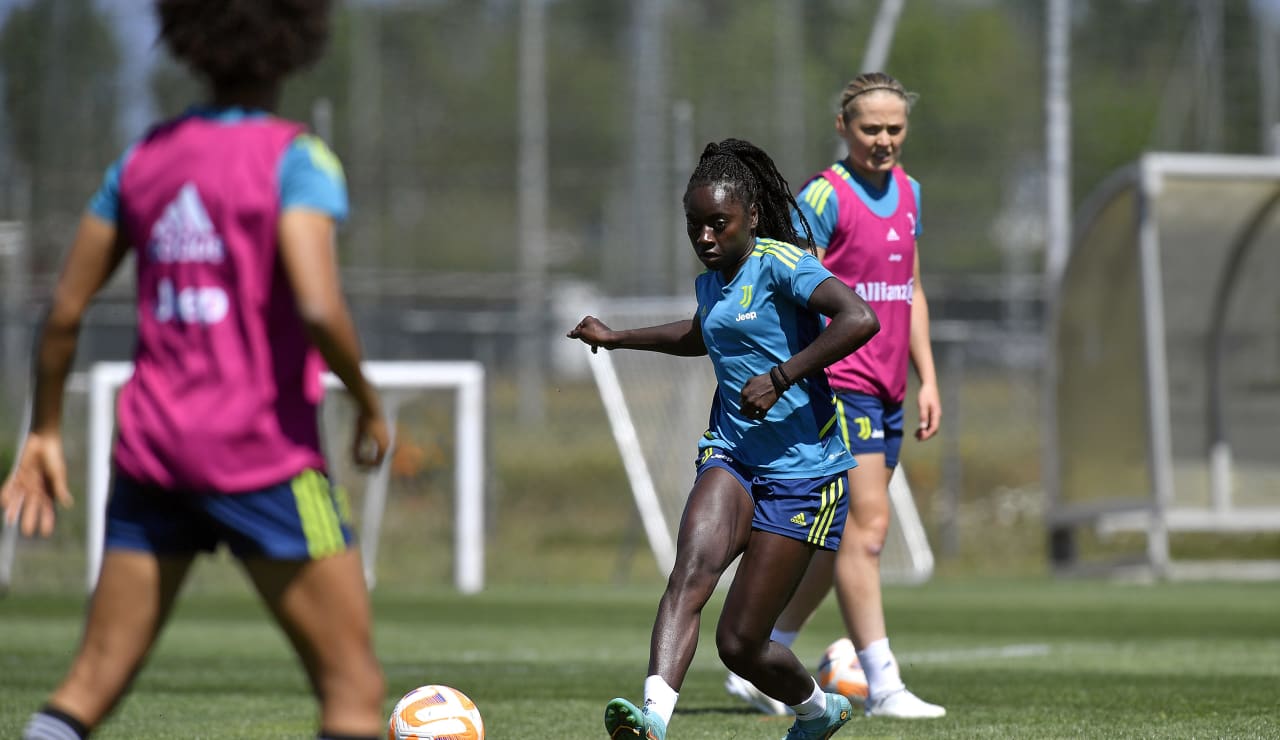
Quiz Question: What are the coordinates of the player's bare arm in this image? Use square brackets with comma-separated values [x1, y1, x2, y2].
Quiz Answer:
[567, 316, 707, 357]
[1, 215, 128, 537]
[908, 250, 940, 440]
[278, 209, 388, 467]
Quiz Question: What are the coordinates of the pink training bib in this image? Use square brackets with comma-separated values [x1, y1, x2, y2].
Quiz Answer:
[113, 114, 327, 492]
[819, 166, 918, 403]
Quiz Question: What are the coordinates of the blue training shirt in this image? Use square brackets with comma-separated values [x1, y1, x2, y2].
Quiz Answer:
[792, 161, 921, 249]
[694, 237, 853, 478]
[88, 106, 348, 224]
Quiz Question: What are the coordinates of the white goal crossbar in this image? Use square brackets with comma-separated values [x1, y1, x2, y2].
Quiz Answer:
[2, 360, 486, 594]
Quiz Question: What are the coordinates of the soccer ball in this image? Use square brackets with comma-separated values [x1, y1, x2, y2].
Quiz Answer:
[388, 684, 484, 740]
[816, 637, 868, 706]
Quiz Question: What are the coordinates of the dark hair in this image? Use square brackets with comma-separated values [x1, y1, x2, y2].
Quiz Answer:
[157, 0, 332, 88]
[684, 138, 815, 253]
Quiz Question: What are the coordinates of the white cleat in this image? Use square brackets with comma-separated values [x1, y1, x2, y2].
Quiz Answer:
[724, 671, 790, 717]
[863, 687, 946, 719]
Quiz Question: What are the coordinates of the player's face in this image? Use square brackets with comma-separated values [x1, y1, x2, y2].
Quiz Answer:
[685, 183, 758, 276]
[837, 91, 909, 185]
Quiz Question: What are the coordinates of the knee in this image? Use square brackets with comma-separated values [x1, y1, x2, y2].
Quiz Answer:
[846, 514, 890, 556]
[666, 552, 726, 598]
[715, 624, 763, 675]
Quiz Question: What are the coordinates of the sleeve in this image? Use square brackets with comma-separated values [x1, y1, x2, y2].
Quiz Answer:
[909, 176, 922, 237]
[85, 147, 133, 223]
[792, 177, 839, 249]
[279, 134, 349, 222]
[772, 246, 836, 307]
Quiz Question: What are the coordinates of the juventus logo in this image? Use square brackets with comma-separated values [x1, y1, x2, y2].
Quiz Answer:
[855, 416, 873, 441]
[740, 285, 753, 308]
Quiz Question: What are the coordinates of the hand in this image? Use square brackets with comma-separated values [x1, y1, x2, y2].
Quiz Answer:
[1, 432, 74, 537]
[352, 411, 390, 469]
[566, 316, 618, 354]
[739, 372, 779, 422]
[915, 383, 941, 441]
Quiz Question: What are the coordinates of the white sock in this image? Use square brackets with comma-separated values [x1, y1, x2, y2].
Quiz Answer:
[857, 638, 905, 699]
[790, 678, 828, 720]
[23, 711, 85, 740]
[642, 675, 679, 726]
[769, 627, 800, 649]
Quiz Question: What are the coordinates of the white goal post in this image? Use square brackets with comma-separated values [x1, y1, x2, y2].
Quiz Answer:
[2, 360, 486, 594]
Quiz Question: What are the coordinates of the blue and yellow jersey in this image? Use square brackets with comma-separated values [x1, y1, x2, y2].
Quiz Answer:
[792, 160, 921, 249]
[694, 237, 852, 478]
[88, 106, 348, 225]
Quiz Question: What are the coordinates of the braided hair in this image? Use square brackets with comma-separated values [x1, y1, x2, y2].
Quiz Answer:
[684, 138, 815, 254]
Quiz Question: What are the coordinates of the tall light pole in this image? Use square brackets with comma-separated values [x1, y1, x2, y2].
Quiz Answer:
[517, 0, 549, 425]
[628, 0, 667, 295]
[774, 0, 805, 182]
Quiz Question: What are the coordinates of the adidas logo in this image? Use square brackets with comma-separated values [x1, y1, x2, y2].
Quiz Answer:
[886, 227, 901, 242]
[790, 513, 807, 526]
[148, 182, 225, 264]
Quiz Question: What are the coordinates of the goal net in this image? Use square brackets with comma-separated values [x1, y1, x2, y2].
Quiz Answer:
[0, 360, 486, 594]
[583, 297, 934, 584]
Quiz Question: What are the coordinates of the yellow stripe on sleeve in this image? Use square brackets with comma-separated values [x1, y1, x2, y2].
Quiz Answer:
[808, 180, 835, 217]
[753, 244, 800, 269]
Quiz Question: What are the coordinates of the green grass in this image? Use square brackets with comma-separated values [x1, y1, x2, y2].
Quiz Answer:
[2, 578, 1278, 739]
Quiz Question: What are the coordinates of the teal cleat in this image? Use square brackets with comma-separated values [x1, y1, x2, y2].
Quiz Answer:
[782, 693, 853, 740]
[604, 697, 667, 740]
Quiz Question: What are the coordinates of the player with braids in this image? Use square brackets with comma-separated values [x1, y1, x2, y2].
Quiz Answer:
[569, 138, 879, 740]
[1, 2, 389, 739]
[725, 72, 947, 721]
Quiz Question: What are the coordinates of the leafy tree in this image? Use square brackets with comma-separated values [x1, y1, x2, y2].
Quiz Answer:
[0, 0, 120, 269]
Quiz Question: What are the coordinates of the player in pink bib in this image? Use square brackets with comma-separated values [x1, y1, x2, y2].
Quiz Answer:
[1, 2, 390, 739]
[724, 73, 947, 721]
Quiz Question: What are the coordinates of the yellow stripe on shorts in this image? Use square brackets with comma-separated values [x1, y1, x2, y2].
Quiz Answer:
[807, 477, 844, 548]
[834, 396, 853, 451]
[292, 469, 345, 558]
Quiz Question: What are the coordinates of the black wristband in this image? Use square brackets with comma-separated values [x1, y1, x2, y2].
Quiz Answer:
[774, 364, 793, 388]
[769, 366, 790, 396]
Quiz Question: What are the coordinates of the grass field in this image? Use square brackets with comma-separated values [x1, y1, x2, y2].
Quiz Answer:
[2, 578, 1277, 739]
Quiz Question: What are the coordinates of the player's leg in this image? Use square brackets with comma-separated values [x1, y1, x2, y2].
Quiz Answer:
[233, 471, 384, 738]
[606, 463, 754, 740]
[244, 551, 384, 737]
[23, 477, 202, 739]
[715, 474, 854, 740]
[832, 400, 944, 718]
[650, 465, 754, 682]
[832, 452, 892, 651]
[715, 529, 816, 703]
[26, 550, 194, 737]
[724, 534, 835, 716]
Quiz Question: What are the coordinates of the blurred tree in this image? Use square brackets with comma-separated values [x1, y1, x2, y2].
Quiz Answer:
[882, 1, 1041, 272]
[0, 0, 120, 270]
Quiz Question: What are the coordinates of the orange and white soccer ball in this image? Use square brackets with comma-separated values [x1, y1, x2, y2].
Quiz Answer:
[816, 638, 868, 706]
[388, 684, 484, 740]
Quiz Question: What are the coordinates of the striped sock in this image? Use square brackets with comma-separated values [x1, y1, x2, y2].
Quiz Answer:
[23, 706, 88, 740]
